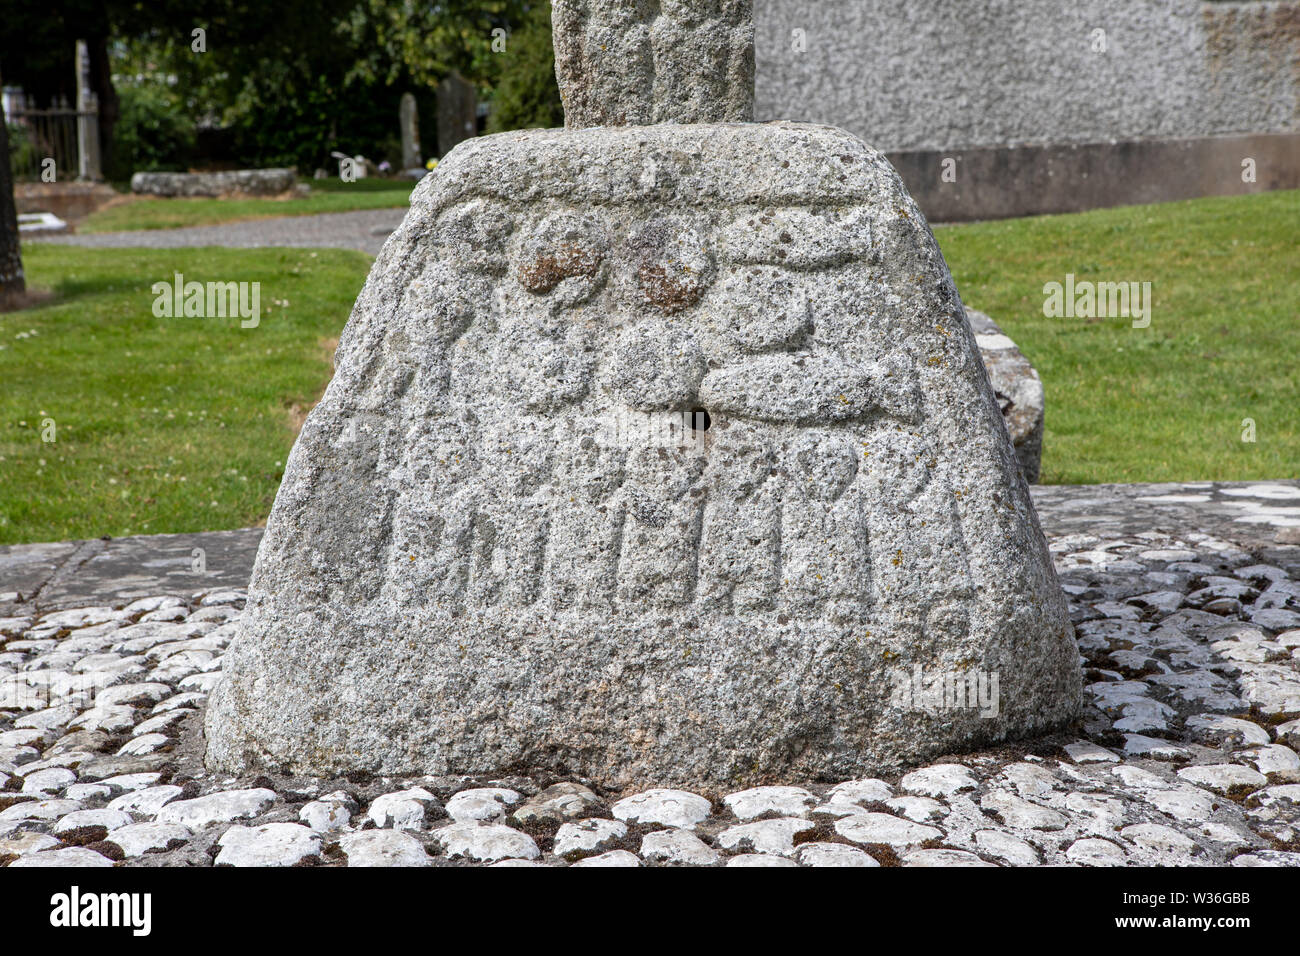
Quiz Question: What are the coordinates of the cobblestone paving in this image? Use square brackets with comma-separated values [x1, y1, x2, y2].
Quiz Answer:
[30, 208, 406, 256]
[1, 482, 1298, 866]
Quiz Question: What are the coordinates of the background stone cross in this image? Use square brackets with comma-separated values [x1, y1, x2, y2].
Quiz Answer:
[553, 0, 755, 128]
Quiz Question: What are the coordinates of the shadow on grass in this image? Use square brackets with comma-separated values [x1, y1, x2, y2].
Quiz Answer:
[1, 269, 148, 313]
[42, 274, 131, 304]
[306, 177, 420, 194]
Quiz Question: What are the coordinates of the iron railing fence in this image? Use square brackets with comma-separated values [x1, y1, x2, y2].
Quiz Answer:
[5, 97, 98, 182]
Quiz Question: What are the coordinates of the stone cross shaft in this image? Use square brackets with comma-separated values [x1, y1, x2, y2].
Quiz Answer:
[552, 0, 755, 128]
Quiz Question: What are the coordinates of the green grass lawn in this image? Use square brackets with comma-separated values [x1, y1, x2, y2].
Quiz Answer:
[78, 177, 416, 233]
[936, 189, 1299, 484]
[0, 245, 372, 545]
[0, 190, 1295, 545]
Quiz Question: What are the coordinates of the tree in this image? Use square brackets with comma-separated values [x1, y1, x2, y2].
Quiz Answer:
[0, 0, 562, 178]
[0, 1, 116, 177]
[0, 0, 370, 177]
[487, 1, 563, 133]
[339, 0, 539, 92]
[0, 72, 26, 311]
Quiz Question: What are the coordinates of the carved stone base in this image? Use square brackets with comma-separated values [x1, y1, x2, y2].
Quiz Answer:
[205, 123, 1081, 787]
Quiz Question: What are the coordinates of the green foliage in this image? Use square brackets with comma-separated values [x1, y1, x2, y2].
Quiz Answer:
[0, 0, 110, 105]
[3, 0, 560, 177]
[5, 123, 43, 182]
[488, 1, 563, 133]
[340, 0, 538, 92]
[104, 31, 411, 175]
[106, 82, 196, 179]
[224, 71, 363, 171]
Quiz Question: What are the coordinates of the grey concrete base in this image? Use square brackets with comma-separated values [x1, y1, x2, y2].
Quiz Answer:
[3, 482, 1296, 616]
[891, 134, 1300, 223]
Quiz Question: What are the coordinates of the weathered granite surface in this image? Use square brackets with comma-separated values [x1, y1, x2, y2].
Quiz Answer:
[553, 0, 755, 127]
[203, 121, 1079, 787]
[968, 308, 1045, 483]
[754, 0, 1300, 154]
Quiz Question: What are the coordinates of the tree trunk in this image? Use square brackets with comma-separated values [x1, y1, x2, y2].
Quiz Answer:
[0, 78, 26, 311]
[88, 35, 118, 176]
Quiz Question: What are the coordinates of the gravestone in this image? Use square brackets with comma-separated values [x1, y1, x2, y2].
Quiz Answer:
[399, 93, 422, 171]
[206, 1, 1080, 787]
[435, 72, 477, 157]
[131, 169, 300, 198]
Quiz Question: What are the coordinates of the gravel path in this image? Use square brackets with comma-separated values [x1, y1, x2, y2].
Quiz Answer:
[29, 208, 407, 256]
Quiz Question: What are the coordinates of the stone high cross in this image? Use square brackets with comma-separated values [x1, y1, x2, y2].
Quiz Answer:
[553, 0, 755, 127]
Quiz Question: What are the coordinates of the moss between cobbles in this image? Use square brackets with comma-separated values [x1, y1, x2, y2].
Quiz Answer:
[87, 840, 127, 861]
[58, 825, 108, 846]
[863, 843, 902, 866]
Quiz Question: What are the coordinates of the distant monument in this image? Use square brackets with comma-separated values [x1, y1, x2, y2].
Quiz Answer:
[399, 92, 422, 172]
[206, 0, 1080, 787]
[435, 72, 477, 157]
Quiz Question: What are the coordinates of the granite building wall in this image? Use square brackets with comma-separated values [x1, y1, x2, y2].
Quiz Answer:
[754, 0, 1300, 218]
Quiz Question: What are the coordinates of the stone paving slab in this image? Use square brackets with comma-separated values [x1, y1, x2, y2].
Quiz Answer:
[0, 542, 79, 605]
[1032, 481, 1300, 552]
[3, 482, 1296, 615]
[0, 530, 262, 617]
